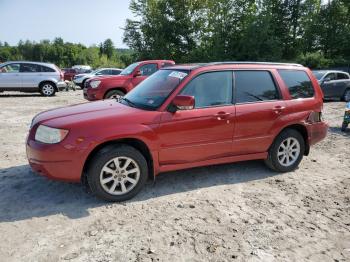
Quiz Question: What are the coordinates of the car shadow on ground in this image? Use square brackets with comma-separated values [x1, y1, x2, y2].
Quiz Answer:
[328, 126, 350, 137]
[0, 93, 42, 98]
[0, 161, 281, 222]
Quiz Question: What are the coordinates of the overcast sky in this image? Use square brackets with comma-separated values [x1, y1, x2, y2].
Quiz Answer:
[0, 0, 133, 47]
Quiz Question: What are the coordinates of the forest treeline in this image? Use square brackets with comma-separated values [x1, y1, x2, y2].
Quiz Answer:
[124, 0, 350, 69]
[1, 0, 349, 69]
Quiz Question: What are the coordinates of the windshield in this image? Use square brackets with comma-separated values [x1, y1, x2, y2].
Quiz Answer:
[120, 62, 141, 75]
[122, 69, 189, 110]
[312, 71, 326, 80]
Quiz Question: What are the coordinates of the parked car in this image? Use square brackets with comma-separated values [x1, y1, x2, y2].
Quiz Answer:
[62, 68, 79, 81]
[73, 68, 122, 88]
[83, 60, 175, 100]
[72, 65, 92, 72]
[27, 62, 328, 201]
[0, 61, 66, 96]
[312, 70, 350, 101]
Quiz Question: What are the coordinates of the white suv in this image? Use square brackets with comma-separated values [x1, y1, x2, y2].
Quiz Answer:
[0, 61, 67, 96]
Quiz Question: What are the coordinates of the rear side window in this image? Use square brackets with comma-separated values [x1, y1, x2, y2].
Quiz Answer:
[235, 71, 279, 103]
[337, 73, 349, 80]
[20, 63, 41, 72]
[41, 66, 55, 72]
[140, 64, 158, 76]
[278, 70, 314, 99]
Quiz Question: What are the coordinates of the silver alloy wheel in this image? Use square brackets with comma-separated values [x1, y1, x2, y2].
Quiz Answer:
[344, 89, 350, 102]
[42, 84, 54, 96]
[277, 137, 301, 167]
[99, 156, 140, 195]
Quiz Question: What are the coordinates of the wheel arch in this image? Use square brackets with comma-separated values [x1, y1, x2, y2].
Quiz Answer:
[104, 87, 127, 99]
[82, 138, 155, 183]
[39, 80, 58, 91]
[275, 124, 310, 156]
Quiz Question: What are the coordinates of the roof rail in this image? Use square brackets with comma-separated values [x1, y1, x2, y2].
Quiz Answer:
[208, 61, 303, 67]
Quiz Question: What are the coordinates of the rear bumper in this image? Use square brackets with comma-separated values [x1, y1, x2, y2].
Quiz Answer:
[57, 81, 67, 91]
[307, 121, 328, 146]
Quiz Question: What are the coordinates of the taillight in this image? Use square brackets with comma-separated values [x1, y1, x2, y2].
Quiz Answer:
[307, 111, 323, 123]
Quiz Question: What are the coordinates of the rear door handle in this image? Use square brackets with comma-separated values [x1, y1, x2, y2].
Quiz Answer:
[273, 106, 285, 114]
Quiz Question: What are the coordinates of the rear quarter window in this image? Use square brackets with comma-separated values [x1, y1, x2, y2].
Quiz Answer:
[41, 66, 56, 72]
[278, 70, 314, 99]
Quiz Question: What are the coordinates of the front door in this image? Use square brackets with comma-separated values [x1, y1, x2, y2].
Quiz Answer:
[0, 63, 21, 88]
[131, 63, 158, 87]
[157, 71, 235, 165]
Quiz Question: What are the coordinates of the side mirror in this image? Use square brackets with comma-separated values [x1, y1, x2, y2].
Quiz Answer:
[323, 77, 331, 83]
[134, 70, 142, 77]
[172, 95, 195, 111]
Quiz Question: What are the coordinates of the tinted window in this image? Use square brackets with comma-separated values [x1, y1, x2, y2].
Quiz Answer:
[337, 73, 349, 80]
[279, 70, 314, 99]
[325, 73, 336, 81]
[20, 63, 41, 73]
[235, 71, 279, 103]
[181, 71, 232, 108]
[41, 66, 55, 72]
[140, 64, 158, 76]
[96, 69, 110, 75]
[1, 63, 20, 73]
[111, 69, 121, 75]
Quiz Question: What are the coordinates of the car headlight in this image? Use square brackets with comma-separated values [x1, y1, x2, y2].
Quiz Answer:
[90, 80, 101, 88]
[35, 125, 69, 144]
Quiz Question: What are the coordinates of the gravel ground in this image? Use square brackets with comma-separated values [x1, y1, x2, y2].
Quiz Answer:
[0, 90, 349, 262]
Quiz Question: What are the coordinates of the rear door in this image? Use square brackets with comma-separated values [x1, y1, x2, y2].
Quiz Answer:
[232, 70, 286, 155]
[0, 63, 21, 88]
[20, 63, 42, 88]
[335, 72, 350, 97]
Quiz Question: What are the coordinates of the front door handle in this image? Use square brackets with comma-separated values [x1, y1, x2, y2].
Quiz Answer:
[214, 112, 231, 120]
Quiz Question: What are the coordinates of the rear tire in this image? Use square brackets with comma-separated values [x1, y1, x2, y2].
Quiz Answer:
[342, 89, 350, 102]
[39, 82, 56, 97]
[105, 89, 125, 100]
[86, 145, 148, 202]
[265, 129, 305, 172]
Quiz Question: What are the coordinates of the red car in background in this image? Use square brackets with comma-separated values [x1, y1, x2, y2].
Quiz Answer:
[62, 68, 78, 81]
[83, 60, 175, 100]
[27, 62, 328, 202]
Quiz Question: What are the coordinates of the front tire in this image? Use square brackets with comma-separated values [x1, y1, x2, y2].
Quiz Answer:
[40, 82, 56, 96]
[265, 129, 305, 172]
[105, 89, 125, 100]
[86, 145, 148, 202]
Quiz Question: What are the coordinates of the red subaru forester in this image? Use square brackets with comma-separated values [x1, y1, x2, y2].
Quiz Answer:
[26, 62, 328, 201]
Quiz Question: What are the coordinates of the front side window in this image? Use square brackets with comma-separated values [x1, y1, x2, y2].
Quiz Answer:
[279, 70, 314, 99]
[120, 62, 141, 75]
[235, 71, 279, 103]
[20, 63, 41, 73]
[140, 64, 158, 76]
[0, 63, 20, 73]
[181, 71, 232, 108]
[123, 69, 188, 110]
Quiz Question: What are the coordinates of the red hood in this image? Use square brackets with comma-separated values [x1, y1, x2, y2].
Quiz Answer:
[89, 74, 130, 82]
[32, 100, 146, 128]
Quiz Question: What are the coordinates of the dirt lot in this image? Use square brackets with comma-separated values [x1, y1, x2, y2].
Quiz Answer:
[0, 90, 349, 262]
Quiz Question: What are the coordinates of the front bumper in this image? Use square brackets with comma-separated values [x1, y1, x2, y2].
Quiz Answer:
[83, 88, 103, 101]
[57, 81, 67, 91]
[26, 138, 85, 182]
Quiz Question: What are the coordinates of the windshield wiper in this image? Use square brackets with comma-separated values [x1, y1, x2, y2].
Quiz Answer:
[120, 97, 137, 108]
